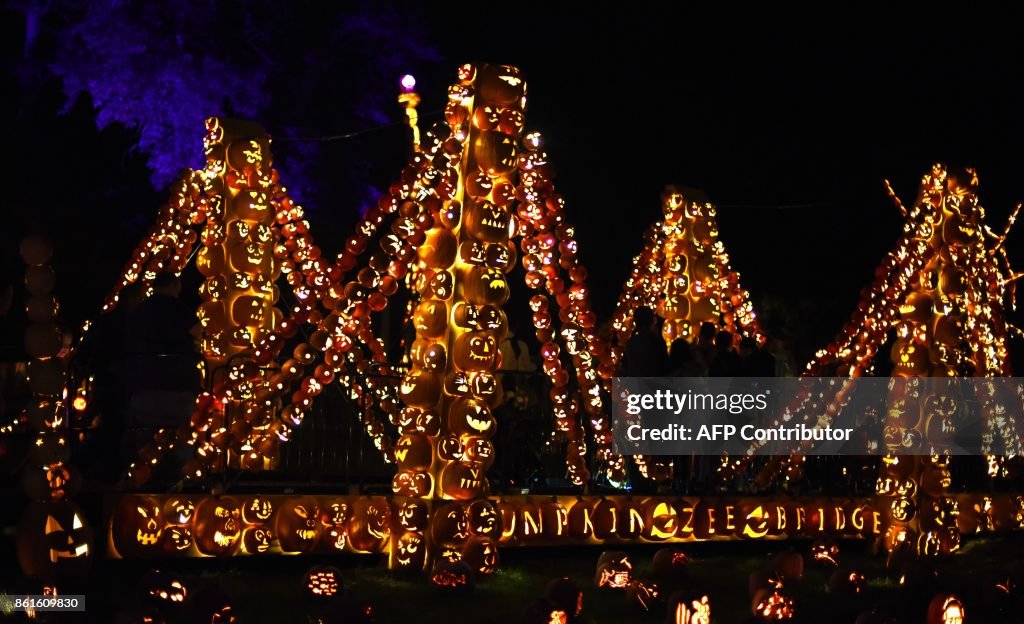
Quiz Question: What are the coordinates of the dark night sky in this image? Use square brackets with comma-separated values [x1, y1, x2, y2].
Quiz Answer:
[3, 5, 1023, 363]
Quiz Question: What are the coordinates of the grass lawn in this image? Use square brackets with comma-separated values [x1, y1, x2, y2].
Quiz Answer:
[59, 533, 1024, 623]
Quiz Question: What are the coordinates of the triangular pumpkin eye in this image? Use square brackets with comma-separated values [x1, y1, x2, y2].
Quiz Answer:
[73, 514, 83, 530]
[45, 515, 63, 534]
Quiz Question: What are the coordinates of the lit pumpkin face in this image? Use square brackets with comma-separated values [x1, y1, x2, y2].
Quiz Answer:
[393, 531, 427, 571]
[594, 551, 632, 589]
[658, 277, 691, 320]
[891, 338, 930, 376]
[463, 267, 509, 305]
[469, 371, 502, 406]
[397, 501, 429, 532]
[464, 438, 495, 469]
[426, 270, 454, 300]
[392, 470, 433, 498]
[476, 64, 525, 107]
[194, 497, 241, 556]
[112, 497, 165, 556]
[275, 498, 321, 553]
[453, 331, 497, 372]
[161, 526, 192, 553]
[464, 200, 512, 243]
[304, 565, 343, 598]
[320, 501, 350, 552]
[439, 462, 488, 500]
[141, 569, 188, 604]
[462, 536, 499, 575]
[400, 370, 442, 409]
[467, 500, 500, 536]
[668, 592, 711, 624]
[449, 398, 496, 437]
[228, 238, 272, 274]
[232, 189, 272, 223]
[898, 292, 934, 324]
[230, 295, 269, 327]
[941, 212, 976, 247]
[429, 560, 474, 592]
[413, 300, 448, 338]
[438, 436, 464, 461]
[17, 501, 92, 578]
[242, 497, 274, 524]
[347, 499, 391, 552]
[242, 526, 273, 554]
[163, 498, 195, 526]
[892, 497, 916, 522]
[927, 593, 965, 624]
[810, 538, 840, 566]
[432, 504, 470, 544]
[394, 433, 432, 471]
[886, 396, 921, 429]
[474, 131, 518, 177]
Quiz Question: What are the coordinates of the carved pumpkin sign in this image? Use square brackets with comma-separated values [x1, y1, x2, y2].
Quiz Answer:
[17, 501, 93, 578]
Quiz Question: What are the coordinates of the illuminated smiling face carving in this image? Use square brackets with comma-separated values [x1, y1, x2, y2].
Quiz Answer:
[113, 498, 165, 555]
[892, 497, 916, 522]
[469, 371, 500, 405]
[891, 338, 929, 376]
[243, 498, 274, 524]
[320, 501, 350, 551]
[658, 278, 691, 321]
[898, 292, 934, 323]
[465, 200, 512, 243]
[427, 270, 455, 300]
[453, 331, 497, 372]
[395, 531, 426, 570]
[229, 238, 270, 274]
[477, 64, 525, 106]
[164, 498, 195, 526]
[276, 500, 321, 553]
[449, 398, 496, 437]
[161, 526, 192, 553]
[438, 435, 465, 461]
[18, 502, 93, 577]
[194, 499, 241, 556]
[392, 470, 432, 498]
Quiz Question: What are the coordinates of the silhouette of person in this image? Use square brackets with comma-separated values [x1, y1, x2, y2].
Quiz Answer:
[621, 307, 668, 377]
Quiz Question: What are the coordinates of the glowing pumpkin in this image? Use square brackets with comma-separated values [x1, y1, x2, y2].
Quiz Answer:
[16, 501, 93, 578]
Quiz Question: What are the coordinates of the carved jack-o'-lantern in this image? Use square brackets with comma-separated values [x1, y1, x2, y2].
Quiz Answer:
[275, 498, 321, 553]
[892, 338, 930, 376]
[452, 331, 497, 372]
[304, 565, 343, 598]
[462, 536, 499, 576]
[463, 267, 509, 305]
[476, 64, 525, 106]
[392, 470, 433, 498]
[140, 569, 188, 604]
[399, 370, 442, 409]
[393, 531, 427, 572]
[667, 592, 711, 624]
[594, 551, 633, 589]
[242, 526, 273, 554]
[464, 200, 512, 243]
[347, 499, 391, 552]
[163, 498, 196, 526]
[194, 497, 241, 556]
[467, 500, 501, 537]
[242, 497, 274, 524]
[449, 398, 496, 437]
[439, 461, 489, 500]
[752, 588, 795, 621]
[652, 547, 689, 583]
[474, 131, 518, 177]
[430, 560, 475, 592]
[927, 593, 965, 624]
[899, 292, 934, 324]
[158, 526, 191, 554]
[394, 433, 432, 471]
[810, 538, 840, 566]
[17, 501, 93, 578]
[413, 300, 448, 339]
[396, 501, 429, 532]
[112, 496, 165, 556]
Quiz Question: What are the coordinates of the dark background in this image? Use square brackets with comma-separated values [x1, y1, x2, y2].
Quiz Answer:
[2, 4, 1022, 365]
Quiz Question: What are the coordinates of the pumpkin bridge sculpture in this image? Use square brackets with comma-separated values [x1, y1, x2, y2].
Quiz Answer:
[11, 63, 1023, 584]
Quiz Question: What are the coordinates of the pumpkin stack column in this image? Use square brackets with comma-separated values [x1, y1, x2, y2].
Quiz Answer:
[17, 236, 94, 581]
[394, 63, 523, 573]
[195, 118, 283, 471]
